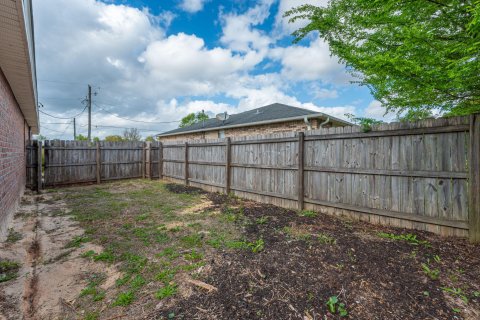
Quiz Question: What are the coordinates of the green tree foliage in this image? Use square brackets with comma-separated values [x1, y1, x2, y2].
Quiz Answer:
[179, 112, 209, 128]
[286, 1, 480, 117]
[76, 134, 88, 141]
[345, 113, 383, 132]
[105, 135, 124, 142]
[145, 136, 156, 142]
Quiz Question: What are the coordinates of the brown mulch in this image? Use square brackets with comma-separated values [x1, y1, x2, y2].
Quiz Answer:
[164, 183, 207, 195]
[160, 186, 480, 319]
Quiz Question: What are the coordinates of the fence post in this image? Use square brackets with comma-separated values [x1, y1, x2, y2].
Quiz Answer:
[297, 132, 305, 210]
[469, 113, 480, 243]
[158, 142, 163, 180]
[96, 141, 101, 184]
[44, 140, 49, 188]
[142, 142, 146, 179]
[184, 142, 189, 186]
[146, 141, 152, 179]
[225, 137, 231, 195]
[37, 141, 42, 192]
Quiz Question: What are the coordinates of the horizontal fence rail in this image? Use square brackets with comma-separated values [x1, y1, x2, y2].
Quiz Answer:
[26, 114, 480, 241]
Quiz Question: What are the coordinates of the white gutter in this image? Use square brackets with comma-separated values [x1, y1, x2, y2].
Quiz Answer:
[157, 112, 352, 138]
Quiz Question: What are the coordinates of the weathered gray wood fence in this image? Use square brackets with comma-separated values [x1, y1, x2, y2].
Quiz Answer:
[26, 114, 480, 241]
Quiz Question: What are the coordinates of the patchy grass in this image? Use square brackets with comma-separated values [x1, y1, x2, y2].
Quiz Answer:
[39, 180, 480, 319]
[0, 259, 20, 283]
[6, 228, 22, 243]
[47, 180, 242, 318]
[64, 235, 90, 248]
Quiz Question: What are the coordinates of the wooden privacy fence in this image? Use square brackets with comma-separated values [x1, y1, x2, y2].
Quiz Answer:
[26, 114, 480, 241]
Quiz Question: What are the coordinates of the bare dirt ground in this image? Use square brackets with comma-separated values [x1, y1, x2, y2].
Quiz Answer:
[1, 180, 479, 320]
[0, 192, 120, 320]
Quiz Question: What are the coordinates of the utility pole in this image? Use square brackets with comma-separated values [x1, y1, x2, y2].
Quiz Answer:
[73, 118, 76, 140]
[87, 84, 92, 142]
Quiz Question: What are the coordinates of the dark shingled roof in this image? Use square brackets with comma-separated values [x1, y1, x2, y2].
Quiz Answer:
[159, 103, 347, 136]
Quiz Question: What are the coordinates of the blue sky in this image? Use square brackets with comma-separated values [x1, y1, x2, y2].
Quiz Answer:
[34, 0, 391, 139]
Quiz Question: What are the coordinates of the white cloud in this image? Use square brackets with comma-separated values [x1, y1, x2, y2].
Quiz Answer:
[179, 0, 207, 13]
[271, 38, 349, 84]
[220, 0, 273, 54]
[34, 0, 360, 139]
[274, 0, 329, 36]
[313, 87, 338, 99]
[363, 100, 396, 121]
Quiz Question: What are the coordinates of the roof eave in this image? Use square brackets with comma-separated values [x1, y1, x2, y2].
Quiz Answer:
[0, 0, 39, 133]
[157, 113, 352, 138]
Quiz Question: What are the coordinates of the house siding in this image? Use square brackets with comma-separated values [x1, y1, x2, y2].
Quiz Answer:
[0, 68, 28, 239]
[160, 119, 336, 142]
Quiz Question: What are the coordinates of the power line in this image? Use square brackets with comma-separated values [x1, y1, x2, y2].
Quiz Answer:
[92, 125, 159, 132]
[39, 104, 88, 120]
[94, 103, 181, 124]
[38, 79, 90, 85]
[41, 126, 68, 134]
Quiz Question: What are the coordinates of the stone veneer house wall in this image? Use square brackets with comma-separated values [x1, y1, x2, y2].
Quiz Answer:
[157, 103, 351, 142]
[0, 0, 38, 239]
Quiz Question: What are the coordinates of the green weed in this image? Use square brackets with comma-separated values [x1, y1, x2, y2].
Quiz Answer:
[184, 249, 203, 261]
[326, 296, 348, 317]
[81, 250, 96, 258]
[421, 263, 440, 280]
[158, 247, 180, 260]
[180, 234, 203, 248]
[0, 259, 20, 283]
[6, 228, 22, 243]
[93, 251, 115, 263]
[442, 287, 469, 304]
[155, 283, 177, 300]
[317, 233, 336, 245]
[378, 232, 430, 246]
[299, 210, 317, 218]
[255, 216, 268, 225]
[113, 291, 135, 306]
[65, 235, 91, 248]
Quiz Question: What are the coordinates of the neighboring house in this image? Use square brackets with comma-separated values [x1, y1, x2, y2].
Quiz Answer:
[0, 0, 38, 238]
[157, 103, 351, 142]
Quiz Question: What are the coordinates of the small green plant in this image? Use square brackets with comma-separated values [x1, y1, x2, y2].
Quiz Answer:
[168, 226, 182, 233]
[255, 216, 268, 225]
[155, 268, 177, 283]
[65, 235, 90, 248]
[421, 263, 440, 280]
[155, 283, 177, 300]
[135, 213, 150, 221]
[326, 296, 348, 317]
[80, 273, 106, 302]
[180, 234, 203, 248]
[184, 249, 203, 261]
[6, 228, 22, 243]
[158, 247, 180, 260]
[130, 274, 146, 290]
[93, 250, 115, 263]
[0, 259, 20, 283]
[317, 233, 336, 245]
[442, 287, 469, 304]
[81, 250, 96, 258]
[113, 291, 135, 306]
[299, 210, 317, 218]
[378, 232, 430, 246]
[248, 239, 265, 253]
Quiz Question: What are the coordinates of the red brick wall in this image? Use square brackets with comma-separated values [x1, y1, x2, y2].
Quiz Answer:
[0, 68, 28, 238]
